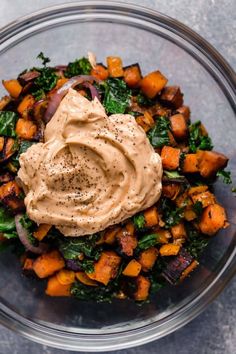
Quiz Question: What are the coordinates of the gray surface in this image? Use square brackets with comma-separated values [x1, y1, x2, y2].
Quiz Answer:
[0, 0, 235, 353]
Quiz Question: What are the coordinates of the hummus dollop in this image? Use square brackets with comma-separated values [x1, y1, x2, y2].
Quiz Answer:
[18, 89, 162, 236]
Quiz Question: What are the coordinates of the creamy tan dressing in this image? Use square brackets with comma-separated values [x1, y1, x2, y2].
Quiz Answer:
[18, 89, 162, 236]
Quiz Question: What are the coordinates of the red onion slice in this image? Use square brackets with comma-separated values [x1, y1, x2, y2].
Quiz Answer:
[15, 214, 49, 254]
[44, 75, 99, 123]
[19, 70, 40, 82]
[83, 82, 101, 101]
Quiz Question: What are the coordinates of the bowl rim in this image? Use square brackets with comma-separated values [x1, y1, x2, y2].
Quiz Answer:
[0, 1, 235, 351]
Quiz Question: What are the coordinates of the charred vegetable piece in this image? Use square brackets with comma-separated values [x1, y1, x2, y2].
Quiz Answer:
[116, 229, 138, 256]
[176, 105, 191, 122]
[0, 180, 24, 212]
[160, 86, 183, 109]
[162, 248, 193, 284]
[179, 259, 199, 281]
[0, 96, 11, 110]
[140, 71, 168, 98]
[162, 183, 181, 200]
[197, 150, 228, 178]
[17, 94, 35, 117]
[0, 171, 14, 184]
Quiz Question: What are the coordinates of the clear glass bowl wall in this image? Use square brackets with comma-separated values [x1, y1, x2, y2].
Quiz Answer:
[0, 2, 235, 352]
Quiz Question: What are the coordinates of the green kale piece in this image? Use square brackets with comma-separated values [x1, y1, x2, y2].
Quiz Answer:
[0, 111, 18, 137]
[147, 116, 170, 148]
[188, 120, 213, 152]
[216, 169, 232, 185]
[133, 213, 145, 230]
[64, 57, 92, 78]
[103, 78, 131, 114]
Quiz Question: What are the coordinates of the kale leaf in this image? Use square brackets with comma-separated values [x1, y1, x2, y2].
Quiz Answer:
[136, 93, 154, 107]
[216, 169, 232, 185]
[192, 201, 204, 218]
[133, 213, 145, 230]
[103, 78, 131, 114]
[188, 121, 213, 152]
[160, 197, 184, 228]
[64, 57, 92, 78]
[0, 207, 16, 232]
[59, 234, 101, 260]
[11, 140, 35, 169]
[37, 52, 50, 66]
[147, 116, 170, 148]
[71, 281, 115, 302]
[185, 223, 209, 259]
[0, 111, 18, 137]
[34, 67, 58, 94]
[138, 234, 158, 250]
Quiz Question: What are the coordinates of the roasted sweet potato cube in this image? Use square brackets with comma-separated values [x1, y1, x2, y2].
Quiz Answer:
[139, 247, 158, 271]
[91, 64, 109, 80]
[160, 86, 183, 109]
[0, 95, 11, 110]
[197, 150, 228, 178]
[15, 118, 37, 140]
[161, 146, 181, 170]
[17, 94, 35, 116]
[159, 244, 181, 256]
[144, 206, 159, 227]
[33, 250, 65, 278]
[170, 114, 188, 140]
[124, 64, 142, 88]
[134, 275, 150, 301]
[171, 223, 187, 239]
[191, 191, 216, 208]
[46, 275, 71, 297]
[3, 79, 22, 98]
[140, 71, 168, 98]
[87, 251, 121, 285]
[182, 154, 199, 173]
[122, 259, 142, 277]
[198, 204, 227, 235]
[162, 183, 181, 200]
[107, 56, 124, 77]
[176, 105, 191, 122]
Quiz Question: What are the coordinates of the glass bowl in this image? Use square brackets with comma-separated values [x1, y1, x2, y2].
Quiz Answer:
[0, 1, 235, 351]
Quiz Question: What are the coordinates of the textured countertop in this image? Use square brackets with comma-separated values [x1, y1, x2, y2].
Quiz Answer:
[0, 1, 235, 353]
